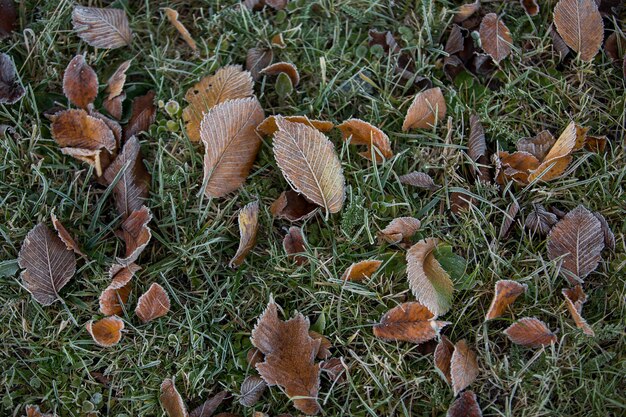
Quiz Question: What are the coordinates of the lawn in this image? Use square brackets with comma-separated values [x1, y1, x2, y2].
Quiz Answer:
[0, 0, 624, 416]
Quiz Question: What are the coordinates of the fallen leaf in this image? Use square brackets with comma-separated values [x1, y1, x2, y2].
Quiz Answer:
[504, 317, 557, 347]
[479, 13, 513, 64]
[105, 60, 131, 101]
[593, 211, 615, 251]
[251, 299, 322, 415]
[124, 91, 156, 140]
[200, 97, 264, 197]
[373, 302, 450, 344]
[273, 117, 345, 214]
[239, 375, 267, 407]
[378, 217, 421, 246]
[247, 347, 264, 368]
[341, 259, 382, 281]
[246, 47, 273, 81]
[450, 190, 475, 214]
[270, 190, 318, 222]
[399, 171, 440, 191]
[549, 24, 571, 60]
[257, 115, 334, 136]
[183, 65, 254, 142]
[454, 1, 480, 23]
[99, 264, 140, 315]
[525, 204, 558, 236]
[450, 340, 479, 396]
[337, 118, 393, 163]
[562, 285, 594, 336]
[516, 130, 555, 161]
[309, 331, 332, 359]
[63, 54, 98, 109]
[468, 114, 490, 182]
[271, 33, 286, 48]
[528, 122, 581, 182]
[189, 391, 227, 417]
[498, 200, 519, 239]
[283, 226, 307, 265]
[116, 206, 152, 265]
[265, 0, 288, 9]
[160, 378, 188, 417]
[547, 205, 604, 284]
[0, 0, 17, 39]
[484, 280, 527, 320]
[72, 6, 132, 49]
[230, 201, 260, 268]
[0, 53, 24, 104]
[494, 151, 540, 185]
[402, 87, 446, 131]
[320, 358, 346, 383]
[445, 25, 467, 55]
[24, 405, 56, 417]
[135, 282, 171, 323]
[50, 213, 85, 256]
[18, 223, 76, 306]
[520, 0, 539, 16]
[553, 0, 604, 62]
[91, 110, 123, 148]
[261, 62, 300, 86]
[447, 391, 482, 417]
[584, 135, 607, 153]
[164, 8, 197, 51]
[407, 238, 454, 317]
[86, 316, 124, 347]
[434, 335, 454, 383]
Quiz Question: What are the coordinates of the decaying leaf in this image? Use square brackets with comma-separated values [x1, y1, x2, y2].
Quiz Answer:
[247, 347, 264, 368]
[373, 302, 450, 344]
[479, 14, 513, 64]
[86, 316, 124, 347]
[485, 280, 527, 320]
[0, 0, 17, 39]
[498, 200, 519, 239]
[593, 211, 615, 251]
[468, 114, 490, 182]
[553, 0, 604, 62]
[584, 135, 607, 153]
[547, 205, 604, 284]
[527, 122, 581, 182]
[124, 91, 156, 140]
[283, 226, 307, 265]
[99, 263, 140, 315]
[257, 115, 334, 137]
[50, 213, 85, 256]
[434, 335, 454, 383]
[261, 62, 300, 86]
[504, 317, 557, 347]
[525, 204, 558, 236]
[378, 217, 421, 246]
[189, 391, 227, 417]
[270, 190, 318, 222]
[450, 339, 479, 396]
[407, 238, 454, 317]
[494, 151, 540, 185]
[229, 201, 260, 268]
[136, 282, 171, 323]
[337, 118, 392, 163]
[399, 171, 440, 191]
[450, 190, 475, 214]
[520, 0, 539, 16]
[309, 331, 332, 359]
[24, 405, 57, 417]
[516, 130, 556, 161]
[251, 299, 322, 415]
[246, 47, 273, 81]
[454, 1, 480, 23]
[0, 53, 25, 105]
[447, 391, 482, 417]
[116, 206, 152, 265]
[103, 60, 131, 119]
[402, 87, 446, 131]
[200, 97, 264, 197]
[160, 378, 188, 417]
[562, 285, 594, 336]
[183, 65, 254, 142]
[341, 259, 382, 281]
[72, 6, 132, 49]
[63, 54, 98, 109]
[273, 118, 345, 214]
[164, 8, 197, 51]
[239, 375, 267, 407]
[549, 24, 571, 60]
[320, 357, 346, 383]
[18, 223, 76, 306]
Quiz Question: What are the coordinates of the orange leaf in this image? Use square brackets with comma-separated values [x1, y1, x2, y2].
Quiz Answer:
[451, 339, 479, 396]
[51, 212, 85, 256]
[484, 279, 527, 320]
[229, 201, 260, 268]
[504, 317, 557, 347]
[270, 190, 318, 222]
[373, 302, 450, 344]
[164, 7, 197, 51]
[105, 60, 131, 101]
[494, 151, 540, 185]
[99, 264, 140, 315]
[528, 121, 579, 182]
[553, 0, 604, 62]
[135, 283, 171, 323]
[86, 316, 124, 347]
[62, 54, 98, 109]
[24, 405, 56, 417]
[51, 108, 116, 152]
[562, 285, 594, 336]
[378, 217, 421, 245]
[261, 62, 300, 86]
[479, 14, 513, 63]
[257, 115, 334, 137]
[160, 378, 188, 417]
[337, 118, 392, 163]
[447, 391, 482, 417]
[402, 87, 446, 131]
[341, 259, 382, 281]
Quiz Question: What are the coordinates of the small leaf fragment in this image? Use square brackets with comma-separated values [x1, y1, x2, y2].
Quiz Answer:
[164, 7, 197, 51]
[562, 285, 594, 336]
[270, 190, 318, 222]
[434, 335, 454, 383]
[99, 264, 140, 315]
[160, 378, 188, 417]
[399, 171, 440, 191]
[261, 62, 300, 86]
[447, 391, 482, 417]
[516, 130, 556, 161]
[257, 115, 334, 137]
[116, 206, 152, 265]
[0, 53, 25, 104]
[283, 226, 307, 265]
[50, 213, 85, 256]
[337, 118, 393, 163]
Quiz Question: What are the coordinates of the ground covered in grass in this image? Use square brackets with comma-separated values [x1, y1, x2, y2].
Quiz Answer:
[1, 1, 625, 416]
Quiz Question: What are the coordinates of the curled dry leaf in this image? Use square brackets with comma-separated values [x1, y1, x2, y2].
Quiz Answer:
[273, 118, 345, 214]
[24, 405, 57, 417]
[257, 115, 334, 136]
[447, 391, 482, 417]
[562, 285, 594, 336]
[504, 317, 557, 347]
[229, 201, 260, 268]
[116, 206, 152, 265]
[63, 55, 98, 109]
[494, 151, 540, 185]
[341, 259, 382, 282]
[373, 302, 450, 344]
[50, 213, 85, 256]
[239, 375, 267, 407]
[484, 279, 527, 320]
[451, 340, 479, 396]
[283, 226, 307, 265]
[454, 1, 480, 23]
[246, 47, 273, 81]
[124, 91, 156, 140]
[593, 211, 615, 251]
[399, 171, 440, 191]
[434, 335, 454, 383]
[103, 60, 131, 120]
[261, 62, 300, 86]
[547, 205, 604, 284]
[0, 0, 17, 39]
[520, 0, 539, 16]
[584, 135, 607, 153]
[72, 6, 132, 49]
[525, 204, 558, 236]
[553, 0, 604, 62]
[270, 190, 318, 222]
[407, 238, 454, 317]
[164, 8, 197, 51]
[498, 200, 519, 239]
[337, 118, 392, 163]
[402, 87, 446, 131]
[0, 53, 25, 104]
[251, 299, 322, 415]
[135, 282, 171, 323]
[189, 391, 227, 417]
[86, 316, 124, 347]
[309, 331, 332, 359]
[320, 357, 346, 383]
[160, 378, 188, 417]
[528, 122, 583, 182]
[18, 223, 76, 306]
[183, 65, 254, 142]
[468, 114, 490, 182]
[517, 130, 555, 161]
[99, 263, 140, 315]
[479, 14, 513, 64]
[378, 217, 421, 246]
[200, 97, 264, 197]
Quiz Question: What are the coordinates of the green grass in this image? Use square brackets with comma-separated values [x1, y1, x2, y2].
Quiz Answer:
[1, 0, 625, 416]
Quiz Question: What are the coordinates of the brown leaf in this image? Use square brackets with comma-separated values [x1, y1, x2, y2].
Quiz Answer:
[239, 375, 267, 407]
[484, 280, 527, 320]
[593, 211, 615, 251]
[251, 299, 322, 415]
[86, 316, 124, 347]
[190, 391, 227, 417]
[451, 339, 479, 396]
[399, 171, 440, 191]
[200, 97, 264, 197]
[270, 190, 318, 222]
[18, 223, 76, 306]
[504, 317, 557, 347]
[337, 118, 392, 163]
[91, 110, 123, 149]
[553, 0, 604, 62]
[520, 0, 539, 16]
[265, 0, 288, 9]
[124, 91, 156, 140]
[229, 201, 260, 268]
[434, 335, 454, 383]
[549, 24, 571, 60]
[63, 55, 98, 109]
[584, 135, 607, 153]
[103, 93, 125, 120]
[402, 87, 446, 131]
[160, 378, 188, 417]
[450, 190, 475, 214]
[516, 130, 556, 161]
[24, 405, 56, 417]
[183, 65, 254, 142]
[273, 118, 345, 214]
[135, 282, 171, 323]
[320, 358, 346, 383]
[246, 47, 273, 81]
[562, 285, 594, 336]
[50, 213, 85, 256]
[373, 302, 450, 344]
[164, 8, 197, 51]
[271, 33, 286, 48]
[247, 347, 264, 368]
[257, 115, 334, 136]
[445, 25, 467, 55]
[378, 217, 421, 246]
[116, 206, 152, 265]
[341, 259, 382, 282]
[547, 205, 604, 284]
[283, 226, 307, 265]
[0, 0, 17, 39]
[525, 204, 558, 236]
[99, 263, 140, 315]
[468, 114, 490, 182]
[447, 391, 482, 417]
[0, 53, 25, 104]
[407, 238, 454, 317]
[494, 151, 540, 185]
[479, 14, 513, 64]
[309, 331, 332, 359]
[454, 1, 480, 23]
[72, 6, 132, 49]
[261, 62, 300, 86]
[103, 60, 131, 120]
[528, 122, 581, 182]
[498, 200, 520, 239]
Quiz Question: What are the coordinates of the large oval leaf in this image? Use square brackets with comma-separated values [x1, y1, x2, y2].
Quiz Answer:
[553, 0, 603, 62]
[72, 6, 132, 49]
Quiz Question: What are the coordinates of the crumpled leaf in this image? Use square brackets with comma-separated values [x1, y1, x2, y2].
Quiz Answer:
[72, 6, 132, 49]
[402, 87, 446, 131]
[0, 0, 17, 39]
[261, 62, 300, 86]
[479, 13, 513, 63]
[0, 53, 24, 104]
[450, 339, 479, 396]
[160, 378, 188, 417]
[337, 118, 392, 163]
[484, 280, 527, 320]
[124, 91, 156, 140]
[525, 204, 558, 236]
[434, 335, 454, 383]
[516, 130, 555, 161]
[63, 54, 98, 109]
[447, 391, 482, 417]
[99, 263, 140, 315]
[341, 259, 382, 281]
[399, 171, 440, 191]
[468, 114, 490, 182]
[504, 317, 557, 347]
[562, 285, 594, 336]
[50, 212, 85, 256]
[18, 223, 76, 306]
[494, 151, 540, 185]
[378, 217, 421, 246]
[239, 375, 267, 407]
[189, 391, 227, 417]
[116, 206, 152, 265]
[270, 190, 318, 222]
[246, 47, 273, 80]
[164, 8, 197, 51]
[528, 122, 583, 183]
[135, 282, 171, 323]
[251, 299, 322, 415]
[257, 115, 334, 137]
[103, 60, 131, 120]
[86, 316, 124, 347]
[283, 226, 307, 265]
[373, 302, 450, 344]
[229, 201, 260, 268]
[553, 0, 604, 62]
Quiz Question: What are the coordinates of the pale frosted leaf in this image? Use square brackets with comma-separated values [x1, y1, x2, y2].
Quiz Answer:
[516, 130, 555, 161]
[399, 172, 440, 191]
[373, 302, 450, 344]
[135, 283, 170, 323]
[72, 6, 132, 49]
[229, 201, 260, 268]
[504, 317, 557, 347]
[0, 53, 25, 104]
[246, 47, 273, 80]
[525, 204, 558, 236]
[553, 0, 604, 62]
[479, 14, 513, 63]
[450, 340, 479, 396]
[239, 375, 267, 407]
